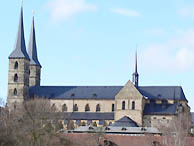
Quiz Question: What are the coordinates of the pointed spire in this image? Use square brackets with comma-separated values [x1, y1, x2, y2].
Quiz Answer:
[135, 51, 138, 74]
[9, 3, 30, 60]
[27, 15, 41, 67]
[132, 51, 139, 87]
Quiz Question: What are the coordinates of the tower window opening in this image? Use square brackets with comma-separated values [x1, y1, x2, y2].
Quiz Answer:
[132, 101, 135, 110]
[14, 61, 18, 69]
[96, 104, 100, 112]
[14, 74, 18, 82]
[13, 88, 17, 96]
[85, 104, 90, 112]
[122, 101, 125, 110]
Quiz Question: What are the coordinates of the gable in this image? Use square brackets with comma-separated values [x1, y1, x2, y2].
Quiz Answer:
[115, 80, 143, 100]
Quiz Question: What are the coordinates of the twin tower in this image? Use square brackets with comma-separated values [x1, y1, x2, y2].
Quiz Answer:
[7, 6, 41, 108]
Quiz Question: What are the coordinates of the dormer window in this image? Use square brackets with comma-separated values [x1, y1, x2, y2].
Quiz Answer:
[121, 127, 127, 131]
[71, 93, 75, 97]
[157, 94, 161, 98]
[93, 93, 97, 97]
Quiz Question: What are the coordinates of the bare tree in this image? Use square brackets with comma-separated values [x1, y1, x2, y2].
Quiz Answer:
[0, 98, 73, 146]
[159, 112, 192, 146]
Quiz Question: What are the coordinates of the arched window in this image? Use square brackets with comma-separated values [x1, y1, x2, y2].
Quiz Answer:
[14, 61, 18, 69]
[51, 103, 56, 111]
[62, 104, 67, 112]
[85, 104, 90, 112]
[112, 104, 115, 112]
[132, 101, 135, 110]
[14, 74, 18, 82]
[96, 104, 100, 112]
[13, 88, 17, 96]
[122, 101, 125, 110]
[73, 104, 78, 111]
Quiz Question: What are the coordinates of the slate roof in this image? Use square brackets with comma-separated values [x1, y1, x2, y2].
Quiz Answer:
[29, 86, 122, 100]
[63, 112, 114, 120]
[191, 112, 194, 123]
[138, 86, 187, 101]
[27, 17, 41, 67]
[29, 86, 187, 101]
[143, 103, 178, 115]
[72, 126, 160, 134]
[9, 6, 30, 60]
[112, 116, 139, 127]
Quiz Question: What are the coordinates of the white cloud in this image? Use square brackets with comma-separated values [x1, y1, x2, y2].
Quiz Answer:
[178, 6, 194, 18]
[112, 8, 141, 17]
[46, 0, 97, 22]
[140, 30, 194, 72]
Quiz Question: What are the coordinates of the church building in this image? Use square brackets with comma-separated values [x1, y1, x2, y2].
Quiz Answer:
[7, 6, 190, 128]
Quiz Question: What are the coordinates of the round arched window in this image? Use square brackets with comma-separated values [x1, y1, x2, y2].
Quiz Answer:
[122, 101, 125, 110]
[96, 104, 100, 112]
[85, 104, 90, 112]
[62, 104, 68, 112]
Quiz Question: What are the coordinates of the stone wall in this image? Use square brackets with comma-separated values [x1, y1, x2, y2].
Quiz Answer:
[29, 65, 41, 86]
[115, 80, 144, 125]
[143, 115, 175, 127]
[7, 58, 29, 109]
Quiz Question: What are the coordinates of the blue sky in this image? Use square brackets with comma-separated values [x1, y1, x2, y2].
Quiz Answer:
[0, 0, 194, 111]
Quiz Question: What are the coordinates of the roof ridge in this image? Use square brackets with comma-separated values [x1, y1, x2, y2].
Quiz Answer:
[139, 86, 182, 88]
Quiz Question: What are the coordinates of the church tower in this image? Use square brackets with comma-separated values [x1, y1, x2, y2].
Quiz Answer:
[7, 5, 30, 109]
[132, 52, 139, 87]
[114, 53, 144, 126]
[28, 16, 41, 86]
